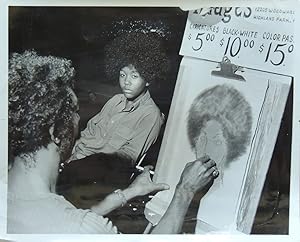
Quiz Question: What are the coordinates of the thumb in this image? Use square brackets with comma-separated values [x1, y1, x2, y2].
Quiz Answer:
[153, 183, 170, 192]
[143, 165, 154, 172]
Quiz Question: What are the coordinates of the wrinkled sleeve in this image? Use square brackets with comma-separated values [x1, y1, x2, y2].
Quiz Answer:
[118, 109, 163, 162]
[80, 96, 117, 139]
[71, 95, 119, 159]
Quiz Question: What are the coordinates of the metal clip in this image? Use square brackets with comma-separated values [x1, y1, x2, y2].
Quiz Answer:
[211, 56, 245, 81]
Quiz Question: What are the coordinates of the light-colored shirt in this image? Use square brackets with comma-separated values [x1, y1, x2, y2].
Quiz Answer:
[71, 91, 163, 162]
[7, 191, 118, 234]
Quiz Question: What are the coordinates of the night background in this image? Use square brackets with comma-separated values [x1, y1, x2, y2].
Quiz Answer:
[9, 7, 292, 234]
[9, 7, 187, 130]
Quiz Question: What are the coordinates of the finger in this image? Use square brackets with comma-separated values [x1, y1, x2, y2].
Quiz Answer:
[185, 159, 204, 173]
[197, 154, 210, 163]
[203, 159, 216, 169]
[190, 156, 212, 169]
[185, 161, 194, 168]
[206, 166, 219, 178]
[143, 165, 154, 172]
[212, 170, 219, 178]
[152, 183, 170, 192]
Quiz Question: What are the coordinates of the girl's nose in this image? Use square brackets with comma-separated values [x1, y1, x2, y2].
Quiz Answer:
[124, 76, 131, 85]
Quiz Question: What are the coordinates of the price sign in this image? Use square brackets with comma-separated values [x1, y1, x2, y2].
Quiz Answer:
[180, 7, 296, 75]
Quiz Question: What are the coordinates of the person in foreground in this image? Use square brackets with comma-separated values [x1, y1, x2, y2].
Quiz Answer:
[7, 51, 219, 234]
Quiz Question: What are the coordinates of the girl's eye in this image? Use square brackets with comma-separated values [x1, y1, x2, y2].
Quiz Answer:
[132, 72, 140, 78]
[120, 73, 125, 78]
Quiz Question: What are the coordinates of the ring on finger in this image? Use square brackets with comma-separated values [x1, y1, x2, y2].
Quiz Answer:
[212, 169, 219, 177]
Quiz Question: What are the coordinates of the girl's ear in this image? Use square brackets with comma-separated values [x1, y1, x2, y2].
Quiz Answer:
[146, 82, 150, 87]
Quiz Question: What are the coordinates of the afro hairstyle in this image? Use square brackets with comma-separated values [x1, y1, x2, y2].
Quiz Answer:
[104, 32, 170, 84]
[187, 84, 252, 166]
[9, 50, 76, 159]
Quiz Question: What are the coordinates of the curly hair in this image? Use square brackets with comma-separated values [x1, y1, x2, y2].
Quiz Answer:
[9, 50, 76, 159]
[187, 84, 252, 165]
[104, 32, 170, 83]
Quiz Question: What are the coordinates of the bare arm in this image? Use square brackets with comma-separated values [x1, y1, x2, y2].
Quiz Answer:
[90, 187, 137, 215]
[150, 187, 194, 234]
[91, 155, 217, 233]
[91, 166, 169, 216]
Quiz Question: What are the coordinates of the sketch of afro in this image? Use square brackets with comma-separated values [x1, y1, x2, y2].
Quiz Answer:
[9, 50, 76, 159]
[187, 84, 252, 165]
[104, 32, 170, 83]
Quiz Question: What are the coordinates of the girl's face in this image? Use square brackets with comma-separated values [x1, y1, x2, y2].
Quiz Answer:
[119, 65, 149, 102]
[195, 119, 227, 168]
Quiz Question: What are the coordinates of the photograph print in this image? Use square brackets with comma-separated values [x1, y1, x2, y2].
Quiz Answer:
[6, 5, 293, 235]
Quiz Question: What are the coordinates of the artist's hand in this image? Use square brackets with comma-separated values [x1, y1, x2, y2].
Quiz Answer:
[176, 155, 218, 197]
[128, 165, 170, 197]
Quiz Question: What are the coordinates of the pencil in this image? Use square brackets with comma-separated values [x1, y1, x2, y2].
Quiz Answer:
[135, 165, 155, 175]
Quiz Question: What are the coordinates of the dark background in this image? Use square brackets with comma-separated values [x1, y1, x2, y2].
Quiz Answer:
[9, 7, 292, 234]
[9, 7, 186, 130]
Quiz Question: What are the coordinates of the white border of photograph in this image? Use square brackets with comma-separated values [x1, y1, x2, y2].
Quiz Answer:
[0, 0, 299, 242]
[289, 0, 300, 237]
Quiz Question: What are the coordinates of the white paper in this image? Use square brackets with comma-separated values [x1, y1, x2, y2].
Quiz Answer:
[180, 7, 296, 75]
[145, 56, 291, 234]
